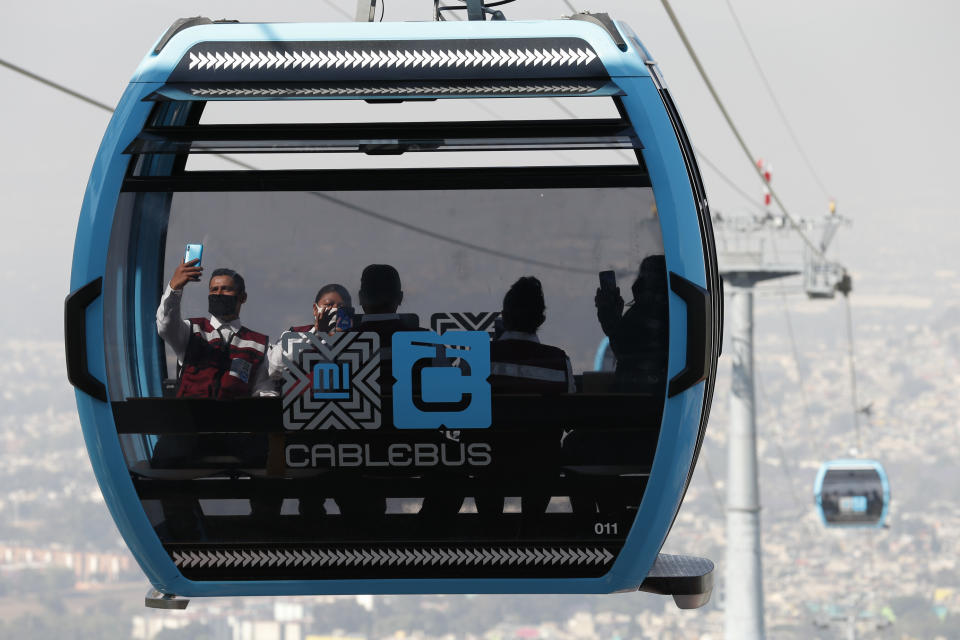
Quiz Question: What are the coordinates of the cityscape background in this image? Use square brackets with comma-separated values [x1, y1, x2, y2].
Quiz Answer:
[1, 0, 958, 638]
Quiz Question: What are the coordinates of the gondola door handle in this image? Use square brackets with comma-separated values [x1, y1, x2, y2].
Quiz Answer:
[667, 272, 713, 398]
[64, 277, 108, 402]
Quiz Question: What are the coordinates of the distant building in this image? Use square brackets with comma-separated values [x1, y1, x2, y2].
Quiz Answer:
[0, 543, 135, 582]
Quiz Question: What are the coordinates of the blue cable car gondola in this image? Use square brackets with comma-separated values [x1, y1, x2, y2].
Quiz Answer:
[814, 459, 890, 528]
[65, 3, 722, 609]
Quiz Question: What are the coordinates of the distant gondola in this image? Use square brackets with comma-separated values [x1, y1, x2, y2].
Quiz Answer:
[65, 1, 722, 608]
[814, 459, 889, 528]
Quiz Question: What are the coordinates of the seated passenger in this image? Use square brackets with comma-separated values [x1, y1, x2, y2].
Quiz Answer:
[290, 283, 353, 334]
[153, 260, 276, 539]
[267, 283, 353, 523]
[268, 283, 353, 381]
[325, 265, 416, 521]
[564, 259, 667, 519]
[477, 277, 572, 519]
[594, 255, 668, 393]
[352, 264, 464, 521]
[354, 264, 422, 354]
[489, 276, 575, 394]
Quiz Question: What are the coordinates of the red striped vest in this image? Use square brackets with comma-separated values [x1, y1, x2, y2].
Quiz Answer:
[176, 317, 268, 400]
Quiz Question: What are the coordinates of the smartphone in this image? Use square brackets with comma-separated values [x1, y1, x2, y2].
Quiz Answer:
[599, 270, 617, 292]
[335, 306, 354, 332]
[184, 243, 203, 266]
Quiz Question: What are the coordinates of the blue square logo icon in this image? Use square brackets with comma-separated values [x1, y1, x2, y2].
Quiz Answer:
[312, 361, 352, 400]
[392, 331, 491, 430]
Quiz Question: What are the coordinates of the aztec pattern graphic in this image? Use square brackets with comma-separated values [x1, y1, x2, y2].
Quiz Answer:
[430, 312, 501, 337]
[170, 39, 605, 82]
[171, 545, 615, 570]
[280, 331, 381, 431]
[184, 82, 603, 98]
[186, 47, 598, 71]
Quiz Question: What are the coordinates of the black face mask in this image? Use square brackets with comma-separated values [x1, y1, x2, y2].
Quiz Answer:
[208, 294, 239, 319]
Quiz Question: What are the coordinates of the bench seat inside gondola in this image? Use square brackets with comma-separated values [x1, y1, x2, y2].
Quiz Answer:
[116, 394, 659, 540]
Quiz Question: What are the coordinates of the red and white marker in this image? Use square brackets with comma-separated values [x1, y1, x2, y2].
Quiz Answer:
[757, 158, 773, 209]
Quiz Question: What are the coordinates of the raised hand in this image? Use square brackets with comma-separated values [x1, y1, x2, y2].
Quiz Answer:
[170, 258, 203, 291]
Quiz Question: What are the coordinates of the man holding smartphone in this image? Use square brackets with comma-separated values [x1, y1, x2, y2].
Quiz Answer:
[155, 255, 279, 539]
[477, 276, 574, 519]
[157, 256, 274, 398]
[594, 255, 669, 393]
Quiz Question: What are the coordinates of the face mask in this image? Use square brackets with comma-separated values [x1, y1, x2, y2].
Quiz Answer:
[209, 294, 239, 319]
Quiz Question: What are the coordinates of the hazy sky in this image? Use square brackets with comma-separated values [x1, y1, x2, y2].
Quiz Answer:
[1, 3, 958, 630]
[1, 0, 958, 342]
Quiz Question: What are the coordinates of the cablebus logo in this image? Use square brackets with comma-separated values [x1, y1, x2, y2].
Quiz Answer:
[392, 331, 491, 430]
[282, 329, 494, 469]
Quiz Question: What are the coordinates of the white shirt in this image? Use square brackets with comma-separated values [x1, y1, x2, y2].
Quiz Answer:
[156, 285, 275, 396]
[267, 326, 326, 381]
[267, 305, 351, 380]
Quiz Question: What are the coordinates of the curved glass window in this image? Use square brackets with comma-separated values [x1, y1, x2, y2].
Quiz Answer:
[102, 97, 669, 581]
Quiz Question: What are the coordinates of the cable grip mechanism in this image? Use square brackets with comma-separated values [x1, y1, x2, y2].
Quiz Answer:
[433, 0, 510, 21]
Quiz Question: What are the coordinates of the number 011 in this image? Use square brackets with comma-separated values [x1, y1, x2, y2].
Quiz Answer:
[594, 522, 618, 535]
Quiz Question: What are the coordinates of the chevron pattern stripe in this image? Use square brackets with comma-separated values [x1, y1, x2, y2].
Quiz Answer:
[172, 546, 615, 569]
[188, 47, 598, 72]
[187, 84, 599, 97]
[431, 312, 501, 337]
[281, 331, 381, 431]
